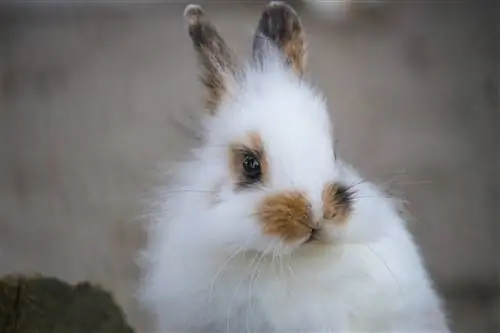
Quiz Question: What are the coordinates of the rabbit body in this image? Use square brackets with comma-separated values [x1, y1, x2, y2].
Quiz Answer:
[141, 168, 448, 332]
[138, 3, 450, 333]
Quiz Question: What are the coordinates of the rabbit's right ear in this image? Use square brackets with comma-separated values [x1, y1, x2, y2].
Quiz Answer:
[184, 5, 237, 114]
[252, 2, 307, 76]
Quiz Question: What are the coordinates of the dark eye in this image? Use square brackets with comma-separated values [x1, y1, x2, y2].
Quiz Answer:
[242, 152, 262, 183]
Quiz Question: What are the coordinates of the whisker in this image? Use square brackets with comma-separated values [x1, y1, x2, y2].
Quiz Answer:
[349, 195, 386, 201]
[204, 144, 231, 149]
[226, 250, 261, 332]
[272, 245, 281, 277]
[370, 169, 433, 191]
[208, 237, 253, 301]
[296, 219, 315, 230]
[246, 212, 260, 219]
[373, 169, 409, 183]
[278, 250, 286, 287]
[162, 189, 217, 194]
[344, 180, 368, 192]
[285, 252, 298, 282]
[389, 180, 433, 186]
[245, 246, 268, 330]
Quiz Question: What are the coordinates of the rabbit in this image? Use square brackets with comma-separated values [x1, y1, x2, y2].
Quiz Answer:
[138, 2, 451, 332]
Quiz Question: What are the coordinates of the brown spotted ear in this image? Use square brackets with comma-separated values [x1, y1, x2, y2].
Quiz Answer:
[252, 1, 307, 75]
[184, 4, 237, 114]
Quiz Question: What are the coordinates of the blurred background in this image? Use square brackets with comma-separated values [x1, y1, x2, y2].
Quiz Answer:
[0, 0, 498, 332]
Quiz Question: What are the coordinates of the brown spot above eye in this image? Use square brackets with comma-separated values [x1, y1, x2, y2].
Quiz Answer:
[228, 131, 268, 189]
[258, 191, 313, 243]
[322, 183, 352, 223]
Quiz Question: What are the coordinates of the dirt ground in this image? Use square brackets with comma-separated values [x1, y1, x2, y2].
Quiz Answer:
[0, 1, 498, 332]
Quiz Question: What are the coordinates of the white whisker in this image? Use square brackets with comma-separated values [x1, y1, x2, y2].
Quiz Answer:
[365, 244, 404, 299]
[225, 250, 259, 333]
[208, 240, 250, 301]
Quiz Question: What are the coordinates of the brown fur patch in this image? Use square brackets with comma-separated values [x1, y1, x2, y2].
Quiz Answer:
[322, 183, 352, 223]
[247, 131, 264, 152]
[253, 2, 307, 75]
[229, 131, 268, 188]
[184, 5, 237, 114]
[283, 30, 306, 75]
[258, 191, 313, 243]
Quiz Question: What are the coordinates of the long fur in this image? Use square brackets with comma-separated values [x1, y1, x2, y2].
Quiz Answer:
[138, 5, 450, 333]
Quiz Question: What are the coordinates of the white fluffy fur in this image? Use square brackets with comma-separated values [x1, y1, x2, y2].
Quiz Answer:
[138, 41, 450, 333]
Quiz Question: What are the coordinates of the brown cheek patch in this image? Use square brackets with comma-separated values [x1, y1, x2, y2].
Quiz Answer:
[322, 183, 352, 224]
[258, 191, 313, 243]
[228, 131, 268, 188]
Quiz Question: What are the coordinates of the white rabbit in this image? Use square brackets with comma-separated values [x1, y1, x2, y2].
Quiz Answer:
[138, 2, 451, 332]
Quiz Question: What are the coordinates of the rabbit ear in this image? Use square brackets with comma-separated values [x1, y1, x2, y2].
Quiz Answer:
[184, 5, 238, 114]
[252, 2, 307, 76]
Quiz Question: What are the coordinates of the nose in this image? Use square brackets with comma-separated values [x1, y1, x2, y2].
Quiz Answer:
[257, 190, 315, 244]
[257, 181, 352, 245]
[304, 228, 320, 243]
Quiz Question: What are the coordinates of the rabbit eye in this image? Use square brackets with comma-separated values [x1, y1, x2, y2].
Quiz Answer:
[229, 132, 267, 189]
[242, 152, 262, 183]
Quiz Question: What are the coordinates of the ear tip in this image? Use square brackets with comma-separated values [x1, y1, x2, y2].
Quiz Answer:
[184, 4, 204, 25]
[266, 1, 298, 15]
[260, 1, 301, 29]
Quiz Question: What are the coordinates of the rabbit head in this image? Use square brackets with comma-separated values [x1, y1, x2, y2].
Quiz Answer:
[170, 2, 385, 257]
[139, 6, 449, 332]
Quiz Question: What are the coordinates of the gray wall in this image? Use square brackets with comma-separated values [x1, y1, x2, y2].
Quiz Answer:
[0, 1, 498, 332]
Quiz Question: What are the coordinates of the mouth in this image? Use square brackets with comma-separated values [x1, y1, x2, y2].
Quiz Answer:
[304, 229, 321, 244]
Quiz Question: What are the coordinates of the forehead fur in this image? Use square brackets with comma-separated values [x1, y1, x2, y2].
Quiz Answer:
[209, 47, 331, 135]
[205, 48, 336, 189]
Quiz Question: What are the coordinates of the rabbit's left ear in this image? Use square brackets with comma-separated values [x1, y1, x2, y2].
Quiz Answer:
[252, 2, 307, 76]
[184, 5, 238, 114]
